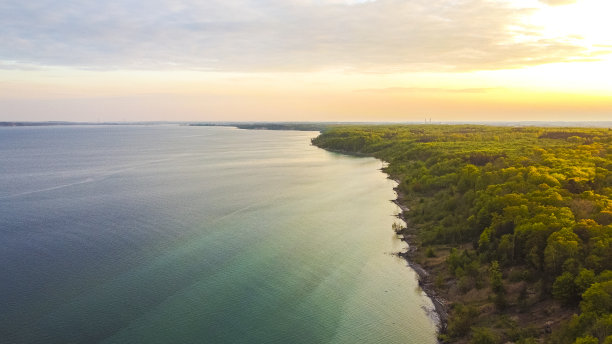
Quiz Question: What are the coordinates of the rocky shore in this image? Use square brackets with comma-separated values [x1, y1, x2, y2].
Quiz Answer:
[391, 180, 449, 334]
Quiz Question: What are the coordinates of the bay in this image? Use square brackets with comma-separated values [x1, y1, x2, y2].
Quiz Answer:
[0, 125, 437, 343]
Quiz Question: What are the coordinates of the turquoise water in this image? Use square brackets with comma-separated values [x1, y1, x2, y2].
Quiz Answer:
[0, 125, 437, 343]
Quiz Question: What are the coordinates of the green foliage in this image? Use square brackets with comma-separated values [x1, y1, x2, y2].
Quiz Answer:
[490, 260, 503, 293]
[470, 327, 499, 344]
[573, 336, 598, 344]
[576, 269, 596, 295]
[312, 125, 612, 341]
[553, 271, 578, 305]
[581, 281, 612, 315]
[554, 277, 612, 343]
[426, 246, 436, 257]
[591, 314, 612, 342]
[447, 304, 479, 338]
[545, 228, 581, 275]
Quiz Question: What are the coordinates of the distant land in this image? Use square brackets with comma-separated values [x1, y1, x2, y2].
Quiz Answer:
[0, 121, 178, 127]
[193, 121, 612, 130]
[2, 121, 611, 129]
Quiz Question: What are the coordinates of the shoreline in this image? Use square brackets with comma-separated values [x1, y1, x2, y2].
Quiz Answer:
[229, 125, 447, 339]
[307, 125, 612, 343]
[315, 144, 449, 337]
[390, 178, 449, 334]
[227, 128, 448, 339]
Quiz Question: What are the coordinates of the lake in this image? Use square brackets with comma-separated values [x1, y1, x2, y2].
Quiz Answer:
[0, 125, 437, 343]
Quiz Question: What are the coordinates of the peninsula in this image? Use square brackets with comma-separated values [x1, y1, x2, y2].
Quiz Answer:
[312, 124, 612, 344]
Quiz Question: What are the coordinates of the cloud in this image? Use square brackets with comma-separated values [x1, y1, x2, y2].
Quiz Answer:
[539, 0, 577, 5]
[355, 87, 502, 94]
[0, 0, 606, 72]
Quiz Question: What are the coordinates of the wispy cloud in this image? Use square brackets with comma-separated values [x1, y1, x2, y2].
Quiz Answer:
[538, 0, 577, 5]
[0, 0, 606, 72]
[355, 87, 502, 94]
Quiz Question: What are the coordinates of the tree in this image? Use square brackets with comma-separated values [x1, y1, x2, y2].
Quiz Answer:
[470, 327, 498, 344]
[575, 269, 596, 295]
[311, 124, 612, 343]
[545, 228, 581, 275]
[591, 314, 612, 342]
[490, 260, 503, 293]
[581, 281, 612, 315]
[553, 272, 578, 305]
[447, 304, 479, 338]
[573, 336, 598, 344]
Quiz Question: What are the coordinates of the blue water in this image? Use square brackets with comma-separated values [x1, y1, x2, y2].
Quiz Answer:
[0, 125, 437, 343]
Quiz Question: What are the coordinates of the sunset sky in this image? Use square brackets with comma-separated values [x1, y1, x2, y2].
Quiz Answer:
[1, 0, 611, 122]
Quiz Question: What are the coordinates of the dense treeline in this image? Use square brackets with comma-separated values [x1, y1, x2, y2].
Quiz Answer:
[189, 122, 330, 131]
[312, 125, 612, 344]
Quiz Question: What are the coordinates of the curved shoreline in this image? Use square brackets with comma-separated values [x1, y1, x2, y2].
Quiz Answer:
[314, 144, 448, 337]
[228, 129, 447, 339]
[390, 179, 449, 334]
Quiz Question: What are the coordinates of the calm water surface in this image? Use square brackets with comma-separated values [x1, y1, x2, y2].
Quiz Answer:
[0, 125, 437, 343]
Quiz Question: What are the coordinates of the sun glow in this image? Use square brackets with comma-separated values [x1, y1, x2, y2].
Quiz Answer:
[1, 0, 611, 122]
[506, 0, 612, 95]
[527, 0, 612, 46]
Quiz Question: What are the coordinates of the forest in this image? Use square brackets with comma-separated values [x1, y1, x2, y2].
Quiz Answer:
[312, 125, 612, 344]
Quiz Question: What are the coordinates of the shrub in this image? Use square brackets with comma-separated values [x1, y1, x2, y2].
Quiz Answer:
[471, 327, 499, 344]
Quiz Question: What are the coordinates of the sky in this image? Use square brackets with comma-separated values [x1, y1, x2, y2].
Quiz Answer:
[1, 0, 611, 122]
